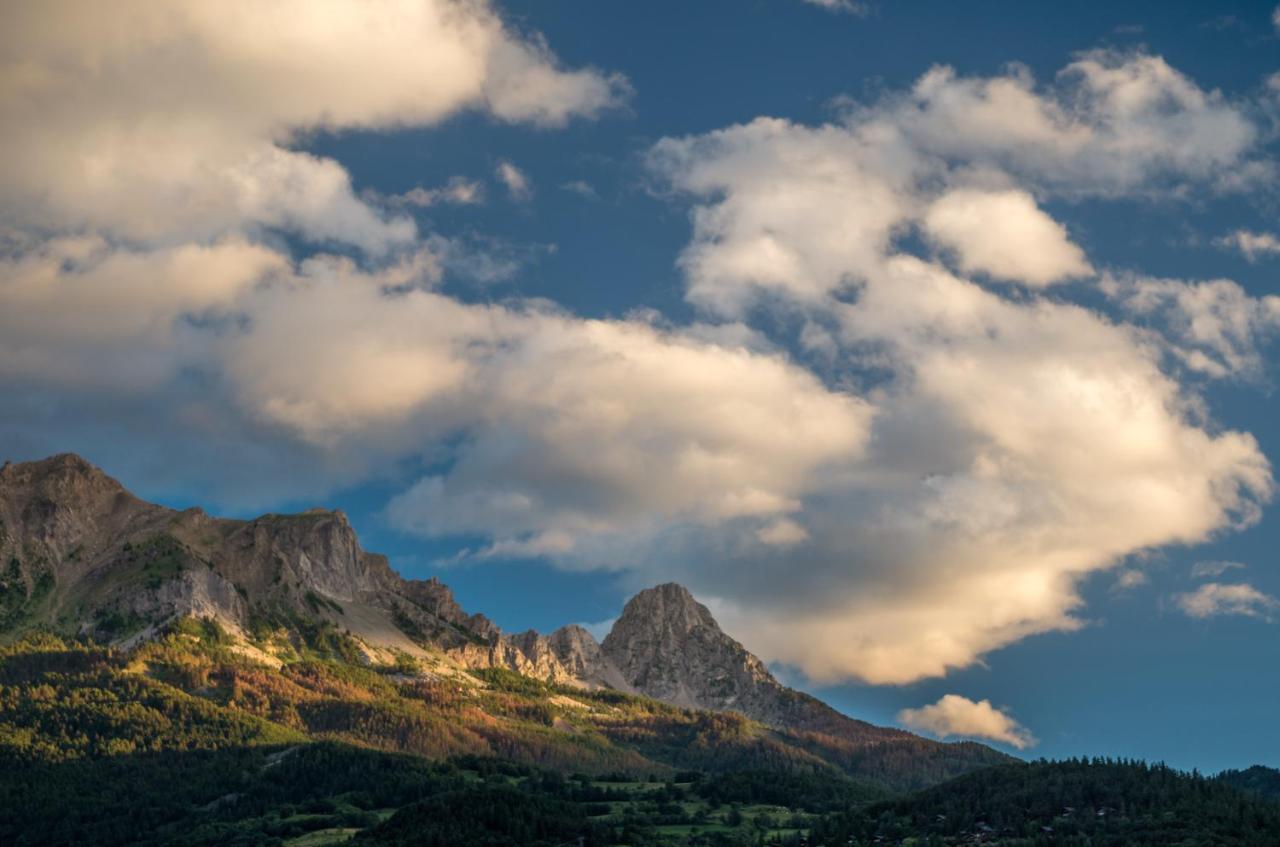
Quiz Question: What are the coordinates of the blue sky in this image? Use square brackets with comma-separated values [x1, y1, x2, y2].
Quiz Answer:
[3, 0, 1280, 771]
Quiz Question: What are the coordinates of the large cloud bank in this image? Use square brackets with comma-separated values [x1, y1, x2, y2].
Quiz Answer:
[629, 54, 1274, 683]
[1, 7, 1275, 685]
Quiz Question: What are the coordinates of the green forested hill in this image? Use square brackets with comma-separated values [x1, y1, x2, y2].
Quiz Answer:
[0, 623, 998, 787]
[2, 626, 1278, 846]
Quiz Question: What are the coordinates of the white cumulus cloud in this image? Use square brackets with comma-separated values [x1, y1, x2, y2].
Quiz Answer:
[1, 17, 1276, 694]
[0, 0, 624, 249]
[923, 188, 1093, 286]
[640, 55, 1272, 683]
[898, 695, 1036, 749]
[1103, 273, 1280, 379]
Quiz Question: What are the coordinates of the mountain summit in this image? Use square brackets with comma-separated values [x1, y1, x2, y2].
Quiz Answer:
[603, 583, 778, 711]
[599, 582, 932, 746]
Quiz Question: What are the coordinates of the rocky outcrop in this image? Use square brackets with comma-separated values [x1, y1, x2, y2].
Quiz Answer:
[0, 455, 612, 687]
[217, 509, 400, 602]
[0, 454, 487, 652]
[547, 625, 634, 692]
[598, 582, 913, 742]
[602, 583, 783, 712]
[400, 576, 501, 641]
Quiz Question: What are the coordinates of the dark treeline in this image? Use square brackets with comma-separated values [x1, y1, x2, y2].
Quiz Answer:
[693, 769, 887, 812]
[1219, 765, 1280, 801]
[804, 759, 1280, 846]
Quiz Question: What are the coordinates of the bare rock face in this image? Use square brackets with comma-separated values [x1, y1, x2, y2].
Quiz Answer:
[444, 623, 630, 690]
[0, 454, 492, 652]
[0, 454, 604, 682]
[601, 583, 783, 713]
[0, 453, 167, 573]
[400, 577, 501, 642]
[547, 625, 634, 692]
[219, 509, 399, 603]
[598, 582, 911, 743]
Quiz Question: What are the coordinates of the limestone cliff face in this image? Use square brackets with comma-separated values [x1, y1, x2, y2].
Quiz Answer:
[599, 583, 908, 742]
[0, 455, 477, 656]
[217, 509, 400, 602]
[445, 623, 630, 691]
[400, 576, 502, 642]
[601, 583, 783, 712]
[547, 625, 634, 692]
[0, 455, 606, 684]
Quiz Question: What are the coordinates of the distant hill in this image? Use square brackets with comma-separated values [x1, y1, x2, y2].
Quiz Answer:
[0, 453, 1008, 791]
[1219, 764, 1280, 800]
[810, 759, 1280, 846]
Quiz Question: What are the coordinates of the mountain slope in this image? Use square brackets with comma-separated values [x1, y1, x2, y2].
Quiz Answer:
[0, 453, 1009, 789]
[0, 454, 595, 681]
[602, 583, 934, 743]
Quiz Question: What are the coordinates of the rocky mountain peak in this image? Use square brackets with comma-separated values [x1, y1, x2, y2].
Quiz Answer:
[602, 583, 780, 713]
[2, 452, 127, 503]
[400, 576, 500, 640]
[610, 582, 719, 634]
[546, 624, 634, 692]
[224, 508, 400, 603]
[0, 452, 162, 564]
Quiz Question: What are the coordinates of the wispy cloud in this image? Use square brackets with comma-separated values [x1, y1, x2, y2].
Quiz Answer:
[1174, 582, 1279, 620]
[496, 160, 533, 201]
[382, 177, 484, 208]
[1216, 230, 1280, 262]
[801, 0, 869, 14]
[561, 180, 598, 199]
[899, 695, 1036, 749]
[1191, 560, 1247, 579]
[1112, 569, 1149, 592]
[1102, 273, 1280, 380]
